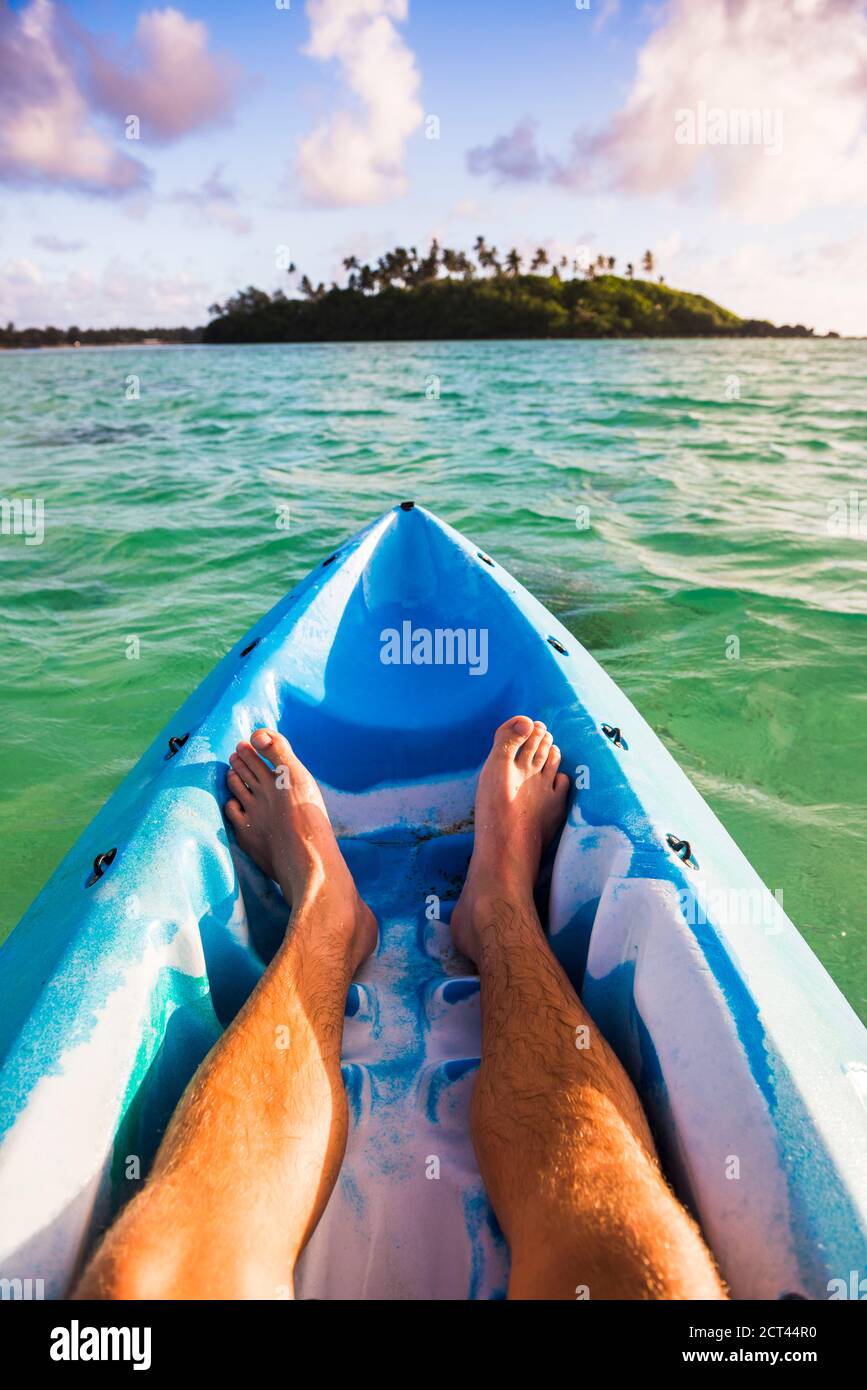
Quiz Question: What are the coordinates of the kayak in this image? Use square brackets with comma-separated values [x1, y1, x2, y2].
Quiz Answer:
[0, 501, 865, 1301]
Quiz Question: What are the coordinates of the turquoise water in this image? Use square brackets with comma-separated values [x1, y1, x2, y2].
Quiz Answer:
[1, 340, 864, 1020]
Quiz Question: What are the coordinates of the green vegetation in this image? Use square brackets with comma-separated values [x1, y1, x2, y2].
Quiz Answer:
[204, 238, 819, 343]
[0, 323, 201, 350]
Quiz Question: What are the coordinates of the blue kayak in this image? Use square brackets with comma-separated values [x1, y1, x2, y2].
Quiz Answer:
[1, 502, 865, 1300]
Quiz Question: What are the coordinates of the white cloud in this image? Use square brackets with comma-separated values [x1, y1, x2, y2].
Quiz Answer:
[297, 0, 423, 206]
[0, 256, 210, 329]
[659, 231, 867, 336]
[583, 0, 867, 220]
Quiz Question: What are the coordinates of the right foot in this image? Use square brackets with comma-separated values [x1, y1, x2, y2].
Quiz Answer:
[451, 716, 570, 963]
[225, 728, 377, 972]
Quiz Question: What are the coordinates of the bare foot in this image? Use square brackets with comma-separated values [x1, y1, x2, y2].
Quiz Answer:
[225, 728, 377, 972]
[451, 716, 570, 963]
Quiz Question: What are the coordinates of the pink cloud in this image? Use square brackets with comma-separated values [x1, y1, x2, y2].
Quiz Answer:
[0, 0, 146, 194]
[85, 6, 242, 143]
[468, 0, 867, 222]
[576, 0, 867, 217]
[0, 1, 243, 196]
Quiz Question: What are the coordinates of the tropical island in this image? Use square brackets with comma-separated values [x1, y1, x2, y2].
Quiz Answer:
[2, 239, 834, 348]
[203, 239, 825, 343]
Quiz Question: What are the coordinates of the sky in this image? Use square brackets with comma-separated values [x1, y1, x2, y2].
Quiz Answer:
[1, 0, 867, 334]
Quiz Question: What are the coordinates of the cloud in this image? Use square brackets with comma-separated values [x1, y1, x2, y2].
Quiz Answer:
[662, 230, 867, 336]
[33, 233, 87, 253]
[0, 0, 147, 194]
[466, 119, 554, 184]
[0, 1, 243, 196]
[173, 165, 251, 235]
[0, 254, 210, 328]
[85, 6, 242, 142]
[594, 0, 620, 34]
[297, 0, 423, 207]
[468, 0, 867, 221]
[579, 0, 867, 218]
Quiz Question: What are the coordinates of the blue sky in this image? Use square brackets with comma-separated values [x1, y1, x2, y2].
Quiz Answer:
[2, 0, 866, 333]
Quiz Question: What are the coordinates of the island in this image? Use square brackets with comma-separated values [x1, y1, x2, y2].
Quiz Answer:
[2, 240, 835, 348]
[203, 240, 825, 343]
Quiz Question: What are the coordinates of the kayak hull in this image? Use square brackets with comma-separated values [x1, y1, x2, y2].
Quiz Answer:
[1, 503, 865, 1299]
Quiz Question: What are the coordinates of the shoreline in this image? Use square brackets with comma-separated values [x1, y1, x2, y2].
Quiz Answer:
[0, 334, 855, 350]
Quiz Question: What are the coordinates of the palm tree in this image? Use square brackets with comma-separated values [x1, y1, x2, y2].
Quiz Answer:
[418, 239, 440, 282]
[607, 256, 616, 272]
[530, 247, 548, 272]
[505, 248, 522, 276]
[642, 250, 655, 275]
[478, 244, 499, 276]
[626, 262, 635, 280]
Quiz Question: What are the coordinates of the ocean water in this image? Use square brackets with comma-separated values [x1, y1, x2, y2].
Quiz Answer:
[0, 340, 864, 1020]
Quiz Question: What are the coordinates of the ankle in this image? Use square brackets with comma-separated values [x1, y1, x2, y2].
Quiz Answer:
[471, 884, 541, 933]
[285, 878, 374, 977]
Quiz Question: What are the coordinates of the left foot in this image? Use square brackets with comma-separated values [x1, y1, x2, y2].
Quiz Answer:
[224, 729, 377, 971]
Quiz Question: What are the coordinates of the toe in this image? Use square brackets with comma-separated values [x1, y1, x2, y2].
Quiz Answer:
[495, 715, 535, 758]
[516, 719, 547, 768]
[251, 726, 296, 771]
[232, 744, 263, 783]
[546, 744, 562, 784]
[227, 770, 250, 803]
[532, 731, 553, 769]
[554, 771, 570, 799]
[225, 797, 247, 827]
